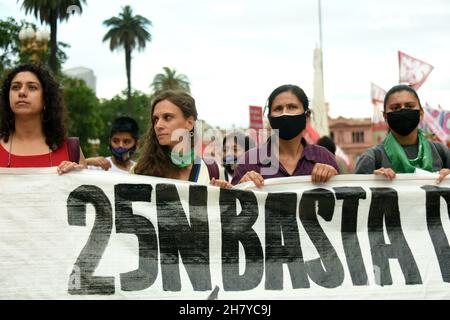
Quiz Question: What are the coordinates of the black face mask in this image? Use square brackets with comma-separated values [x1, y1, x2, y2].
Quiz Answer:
[268, 113, 306, 140]
[386, 109, 420, 136]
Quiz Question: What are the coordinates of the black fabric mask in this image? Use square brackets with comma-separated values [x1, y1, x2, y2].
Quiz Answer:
[386, 109, 420, 136]
[268, 113, 306, 140]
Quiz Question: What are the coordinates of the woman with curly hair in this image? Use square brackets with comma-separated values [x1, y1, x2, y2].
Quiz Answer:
[133, 90, 229, 187]
[0, 63, 86, 173]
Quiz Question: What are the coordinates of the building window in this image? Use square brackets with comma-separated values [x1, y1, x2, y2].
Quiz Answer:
[330, 131, 335, 141]
[352, 131, 364, 143]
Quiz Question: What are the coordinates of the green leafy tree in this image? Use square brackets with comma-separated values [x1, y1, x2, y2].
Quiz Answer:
[97, 90, 151, 156]
[0, 17, 69, 77]
[103, 5, 152, 117]
[0, 17, 21, 75]
[19, 0, 86, 73]
[150, 66, 191, 96]
[62, 76, 104, 157]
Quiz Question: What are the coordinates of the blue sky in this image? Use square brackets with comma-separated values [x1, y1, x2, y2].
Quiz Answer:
[2, 0, 450, 128]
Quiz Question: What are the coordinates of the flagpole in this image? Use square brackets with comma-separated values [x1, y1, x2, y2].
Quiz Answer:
[318, 0, 324, 95]
[318, 0, 323, 49]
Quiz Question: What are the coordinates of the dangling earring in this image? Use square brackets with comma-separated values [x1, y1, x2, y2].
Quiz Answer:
[190, 131, 194, 137]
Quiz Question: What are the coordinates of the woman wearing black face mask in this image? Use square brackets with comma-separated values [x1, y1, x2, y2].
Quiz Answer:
[231, 84, 339, 187]
[355, 84, 450, 183]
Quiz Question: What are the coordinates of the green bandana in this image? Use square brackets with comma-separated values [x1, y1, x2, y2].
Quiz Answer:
[167, 149, 195, 168]
[383, 129, 433, 173]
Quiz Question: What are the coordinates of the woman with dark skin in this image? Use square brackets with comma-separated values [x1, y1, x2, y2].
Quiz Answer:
[232, 84, 339, 187]
[355, 84, 450, 183]
[0, 63, 86, 172]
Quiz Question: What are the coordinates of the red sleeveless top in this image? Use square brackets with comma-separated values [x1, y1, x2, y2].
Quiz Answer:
[0, 141, 70, 167]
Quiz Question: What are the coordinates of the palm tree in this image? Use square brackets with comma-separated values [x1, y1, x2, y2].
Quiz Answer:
[20, 0, 86, 73]
[103, 5, 152, 117]
[150, 67, 191, 96]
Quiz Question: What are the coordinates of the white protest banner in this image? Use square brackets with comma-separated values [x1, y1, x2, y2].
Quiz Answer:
[1, 169, 450, 299]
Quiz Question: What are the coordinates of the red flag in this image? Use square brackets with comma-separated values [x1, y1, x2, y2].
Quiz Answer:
[249, 105, 263, 129]
[303, 124, 320, 144]
[398, 51, 434, 90]
[249, 105, 264, 146]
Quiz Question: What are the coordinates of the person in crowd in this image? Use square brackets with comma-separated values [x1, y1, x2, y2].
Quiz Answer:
[133, 90, 229, 187]
[232, 84, 339, 187]
[354, 84, 450, 183]
[0, 63, 86, 173]
[316, 136, 336, 155]
[222, 131, 255, 181]
[87, 116, 139, 173]
[316, 135, 350, 174]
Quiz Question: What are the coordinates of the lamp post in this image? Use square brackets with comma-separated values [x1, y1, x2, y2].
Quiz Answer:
[18, 26, 50, 63]
[87, 138, 101, 156]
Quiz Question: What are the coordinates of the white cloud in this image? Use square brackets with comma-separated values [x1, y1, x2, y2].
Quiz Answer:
[2, 0, 450, 128]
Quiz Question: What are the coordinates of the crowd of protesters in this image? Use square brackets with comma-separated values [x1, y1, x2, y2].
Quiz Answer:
[1, 63, 449, 186]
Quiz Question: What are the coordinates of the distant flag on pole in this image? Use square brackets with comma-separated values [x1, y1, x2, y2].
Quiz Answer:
[398, 51, 434, 90]
[371, 82, 386, 105]
[421, 103, 449, 143]
[303, 124, 320, 144]
[371, 82, 388, 144]
[371, 82, 387, 126]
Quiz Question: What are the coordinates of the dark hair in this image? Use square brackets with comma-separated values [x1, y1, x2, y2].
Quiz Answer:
[222, 131, 255, 153]
[316, 136, 336, 155]
[110, 116, 139, 141]
[0, 62, 66, 150]
[134, 90, 197, 177]
[383, 84, 422, 111]
[266, 84, 309, 115]
[150, 90, 198, 121]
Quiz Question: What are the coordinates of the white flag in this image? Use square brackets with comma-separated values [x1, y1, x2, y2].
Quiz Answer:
[398, 51, 434, 90]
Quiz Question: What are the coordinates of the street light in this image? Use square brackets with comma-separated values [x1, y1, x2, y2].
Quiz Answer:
[18, 26, 50, 62]
[87, 138, 101, 156]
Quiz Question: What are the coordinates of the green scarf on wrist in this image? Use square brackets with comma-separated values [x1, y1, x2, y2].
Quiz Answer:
[383, 129, 433, 173]
[167, 148, 195, 168]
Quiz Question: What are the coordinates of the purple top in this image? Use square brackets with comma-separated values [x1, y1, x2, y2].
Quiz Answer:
[231, 138, 339, 185]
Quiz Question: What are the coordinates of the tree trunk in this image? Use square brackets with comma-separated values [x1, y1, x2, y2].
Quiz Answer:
[125, 46, 132, 117]
[49, 9, 58, 74]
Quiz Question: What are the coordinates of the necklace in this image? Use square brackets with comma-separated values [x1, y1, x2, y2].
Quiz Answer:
[7, 134, 52, 167]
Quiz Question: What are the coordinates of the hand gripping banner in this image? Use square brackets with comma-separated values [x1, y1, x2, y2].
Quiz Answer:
[0, 168, 449, 299]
